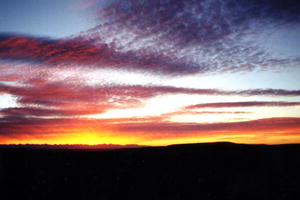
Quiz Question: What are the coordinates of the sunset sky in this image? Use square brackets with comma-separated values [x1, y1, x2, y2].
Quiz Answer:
[0, 0, 300, 146]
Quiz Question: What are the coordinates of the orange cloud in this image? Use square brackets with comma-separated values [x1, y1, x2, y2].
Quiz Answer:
[0, 117, 299, 146]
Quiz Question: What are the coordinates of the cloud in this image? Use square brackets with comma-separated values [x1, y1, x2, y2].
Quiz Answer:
[1, 0, 300, 145]
[114, 117, 300, 135]
[161, 111, 251, 117]
[1, 114, 299, 142]
[83, 0, 300, 73]
[185, 101, 300, 109]
[0, 115, 165, 140]
[1, 79, 300, 119]
[0, 34, 203, 74]
[1, 0, 300, 75]
[0, 106, 107, 117]
[0, 35, 113, 66]
[95, 0, 300, 45]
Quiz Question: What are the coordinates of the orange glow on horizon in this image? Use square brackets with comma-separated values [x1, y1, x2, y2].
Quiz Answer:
[0, 130, 137, 145]
[1, 128, 300, 146]
[1, 117, 300, 146]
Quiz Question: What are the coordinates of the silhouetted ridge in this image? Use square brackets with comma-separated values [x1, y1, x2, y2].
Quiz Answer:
[0, 144, 146, 150]
[167, 141, 239, 147]
[1, 142, 300, 200]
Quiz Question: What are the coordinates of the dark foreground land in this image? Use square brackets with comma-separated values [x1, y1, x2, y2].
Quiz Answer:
[0, 142, 300, 200]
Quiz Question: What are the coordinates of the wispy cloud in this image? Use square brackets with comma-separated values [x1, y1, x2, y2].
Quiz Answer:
[1, 81, 300, 118]
[185, 101, 300, 109]
[114, 117, 300, 134]
[1, 0, 300, 75]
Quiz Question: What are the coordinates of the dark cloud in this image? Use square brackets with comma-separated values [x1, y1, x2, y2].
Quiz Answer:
[1, 82, 300, 108]
[114, 117, 300, 134]
[161, 111, 251, 117]
[1, 79, 300, 120]
[95, 0, 300, 46]
[237, 89, 300, 96]
[0, 35, 203, 74]
[0, 35, 113, 66]
[0, 115, 164, 137]
[186, 101, 300, 109]
[1, 116, 300, 140]
[1, 0, 300, 75]
[83, 0, 300, 73]
[0, 106, 107, 117]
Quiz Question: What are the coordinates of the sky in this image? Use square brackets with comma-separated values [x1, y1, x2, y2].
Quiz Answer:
[0, 0, 300, 146]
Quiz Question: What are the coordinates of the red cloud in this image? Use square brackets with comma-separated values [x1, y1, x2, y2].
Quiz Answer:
[0, 36, 112, 65]
[1, 117, 299, 145]
[185, 101, 300, 109]
[113, 117, 300, 135]
[0, 35, 198, 74]
[1, 80, 300, 119]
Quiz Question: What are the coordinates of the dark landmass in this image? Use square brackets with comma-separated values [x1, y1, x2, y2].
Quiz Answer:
[0, 142, 300, 200]
[0, 144, 146, 150]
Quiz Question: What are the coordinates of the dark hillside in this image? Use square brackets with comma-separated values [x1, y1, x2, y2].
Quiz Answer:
[0, 142, 299, 200]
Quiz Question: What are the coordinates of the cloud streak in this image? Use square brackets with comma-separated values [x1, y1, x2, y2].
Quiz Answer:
[186, 101, 300, 109]
[114, 117, 300, 134]
[1, 79, 300, 119]
[1, 116, 299, 145]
